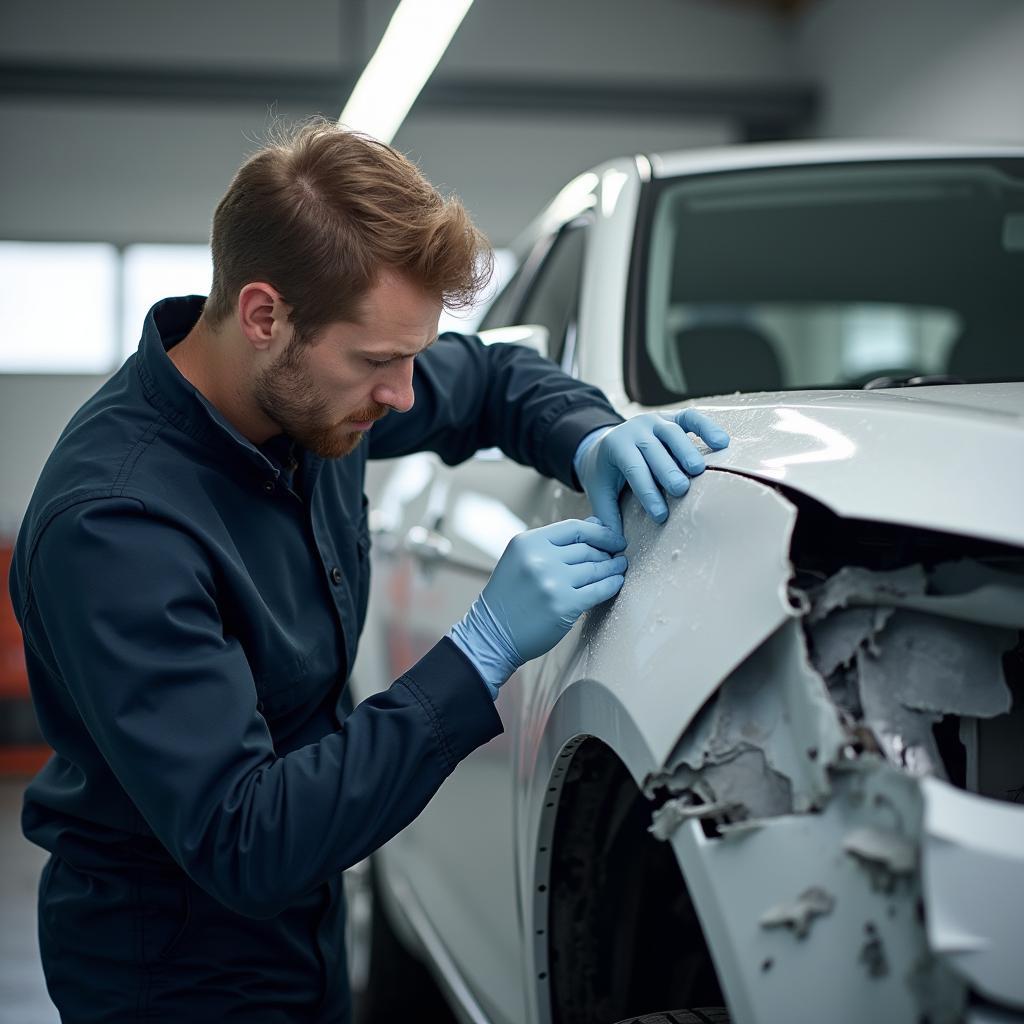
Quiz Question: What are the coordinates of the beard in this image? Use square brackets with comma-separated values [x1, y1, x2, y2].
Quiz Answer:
[253, 341, 387, 459]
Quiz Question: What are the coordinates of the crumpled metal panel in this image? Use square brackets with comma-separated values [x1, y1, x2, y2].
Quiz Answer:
[670, 762, 965, 1024]
[641, 547, 1022, 1022]
[799, 561, 1019, 780]
[855, 611, 1014, 774]
[808, 561, 1024, 631]
[921, 778, 1024, 1010]
[645, 619, 848, 818]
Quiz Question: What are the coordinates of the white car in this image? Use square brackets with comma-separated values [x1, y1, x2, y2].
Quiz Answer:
[347, 142, 1024, 1024]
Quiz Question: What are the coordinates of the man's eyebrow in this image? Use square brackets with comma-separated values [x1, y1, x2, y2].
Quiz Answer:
[360, 335, 439, 360]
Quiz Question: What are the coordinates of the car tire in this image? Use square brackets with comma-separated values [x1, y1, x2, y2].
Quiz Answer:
[611, 1010, 730, 1024]
[345, 857, 454, 1023]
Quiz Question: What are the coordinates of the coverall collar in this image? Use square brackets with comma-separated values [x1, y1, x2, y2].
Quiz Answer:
[135, 294, 309, 483]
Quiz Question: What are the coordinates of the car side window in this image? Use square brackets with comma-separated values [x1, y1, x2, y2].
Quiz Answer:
[517, 222, 588, 368]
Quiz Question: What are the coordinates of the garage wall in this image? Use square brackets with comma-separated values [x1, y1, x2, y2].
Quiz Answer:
[799, 0, 1024, 142]
[403, 0, 799, 84]
[8, 0, 1023, 532]
[0, 0, 793, 248]
[0, 376, 110, 537]
[1, 0, 783, 532]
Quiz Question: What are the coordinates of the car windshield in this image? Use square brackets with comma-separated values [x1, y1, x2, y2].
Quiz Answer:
[637, 159, 1024, 401]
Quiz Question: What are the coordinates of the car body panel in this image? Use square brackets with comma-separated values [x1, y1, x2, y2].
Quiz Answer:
[353, 142, 1024, 1024]
[651, 139, 1024, 181]
[669, 763, 944, 1024]
[628, 383, 1024, 549]
[528, 468, 801, 777]
[921, 778, 1024, 1009]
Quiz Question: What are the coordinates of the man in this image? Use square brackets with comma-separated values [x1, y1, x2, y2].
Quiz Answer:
[9, 118, 728, 1022]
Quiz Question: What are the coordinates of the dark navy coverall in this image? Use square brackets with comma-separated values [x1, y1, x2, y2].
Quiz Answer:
[8, 295, 623, 1022]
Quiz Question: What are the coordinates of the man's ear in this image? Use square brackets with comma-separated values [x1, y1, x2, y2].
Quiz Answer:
[237, 283, 290, 352]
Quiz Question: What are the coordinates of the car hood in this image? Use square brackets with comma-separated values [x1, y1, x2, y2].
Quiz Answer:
[666, 382, 1024, 549]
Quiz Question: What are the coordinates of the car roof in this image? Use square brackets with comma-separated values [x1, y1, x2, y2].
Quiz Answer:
[649, 140, 1024, 179]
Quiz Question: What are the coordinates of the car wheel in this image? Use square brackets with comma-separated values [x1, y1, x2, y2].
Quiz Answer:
[344, 857, 455, 1023]
[611, 1010, 730, 1024]
[610, 1011, 733, 1019]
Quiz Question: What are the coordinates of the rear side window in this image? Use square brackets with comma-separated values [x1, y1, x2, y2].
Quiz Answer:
[517, 223, 587, 368]
[480, 221, 589, 369]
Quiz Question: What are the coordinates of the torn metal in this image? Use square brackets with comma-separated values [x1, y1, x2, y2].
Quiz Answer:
[842, 825, 917, 892]
[804, 560, 1019, 784]
[646, 558, 1022, 835]
[649, 796, 741, 840]
[758, 886, 835, 939]
[645, 550, 1023, 1021]
[644, 618, 847, 821]
[858, 925, 889, 978]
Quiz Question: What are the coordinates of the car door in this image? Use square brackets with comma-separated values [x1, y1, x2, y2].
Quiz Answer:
[371, 218, 592, 1024]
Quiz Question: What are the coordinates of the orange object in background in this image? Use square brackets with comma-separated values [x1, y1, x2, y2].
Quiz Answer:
[0, 540, 49, 775]
[1, 542, 29, 698]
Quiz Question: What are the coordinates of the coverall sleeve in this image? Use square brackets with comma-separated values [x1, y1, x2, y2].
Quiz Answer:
[367, 332, 623, 487]
[24, 497, 502, 919]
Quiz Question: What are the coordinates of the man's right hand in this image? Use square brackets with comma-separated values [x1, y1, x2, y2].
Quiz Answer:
[448, 517, 628, 698]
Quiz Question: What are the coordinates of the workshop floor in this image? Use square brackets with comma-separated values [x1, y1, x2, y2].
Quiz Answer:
[0, 779, 57, 1023]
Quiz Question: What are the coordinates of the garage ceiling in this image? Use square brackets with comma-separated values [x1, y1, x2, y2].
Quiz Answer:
[0, 0, 818, 245]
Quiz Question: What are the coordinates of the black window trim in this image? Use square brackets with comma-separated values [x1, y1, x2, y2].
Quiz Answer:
[479, 214, 594, 340]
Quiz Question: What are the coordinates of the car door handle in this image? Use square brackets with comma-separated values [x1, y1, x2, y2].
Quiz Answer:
[404, 525, 453, 562]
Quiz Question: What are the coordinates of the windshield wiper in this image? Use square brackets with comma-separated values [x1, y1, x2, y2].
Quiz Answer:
[862, 374, 966, 390]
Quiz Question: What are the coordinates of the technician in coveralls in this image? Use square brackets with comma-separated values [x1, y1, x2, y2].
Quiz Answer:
[9, 118, 729, 1022]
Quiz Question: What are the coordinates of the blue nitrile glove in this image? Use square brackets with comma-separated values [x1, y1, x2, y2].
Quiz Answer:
[573, 410, 730, 537]
[449, 517, 628, 698]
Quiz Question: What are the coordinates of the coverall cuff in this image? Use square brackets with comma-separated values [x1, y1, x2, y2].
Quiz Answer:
[398, 637, 505, 772]
[546, 406, 624, 491]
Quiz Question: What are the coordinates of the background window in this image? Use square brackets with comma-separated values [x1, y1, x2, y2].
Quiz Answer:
[0, 242, 118, 374]
[121, 244, 213, 361]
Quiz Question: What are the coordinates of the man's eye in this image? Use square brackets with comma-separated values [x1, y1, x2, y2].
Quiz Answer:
[368, 358, 395, 369]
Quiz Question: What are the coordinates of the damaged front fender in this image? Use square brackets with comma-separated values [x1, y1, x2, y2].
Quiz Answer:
[644, 528, 1024, 1023]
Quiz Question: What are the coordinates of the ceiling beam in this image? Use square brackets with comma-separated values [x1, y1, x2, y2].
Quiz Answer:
[0, 61, 818, 139]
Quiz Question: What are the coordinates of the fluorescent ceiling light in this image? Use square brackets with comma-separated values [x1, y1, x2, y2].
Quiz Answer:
[339, 0, 474, 144]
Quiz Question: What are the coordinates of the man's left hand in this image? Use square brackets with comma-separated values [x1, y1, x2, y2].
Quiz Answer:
[574, 411, 730, 537]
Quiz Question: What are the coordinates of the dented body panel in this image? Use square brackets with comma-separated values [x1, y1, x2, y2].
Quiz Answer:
[529, 469, 800, 775]
[670, 766, 955, 1024]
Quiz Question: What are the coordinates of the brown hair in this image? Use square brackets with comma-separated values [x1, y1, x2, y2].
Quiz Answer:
[203, 116, 492, 342]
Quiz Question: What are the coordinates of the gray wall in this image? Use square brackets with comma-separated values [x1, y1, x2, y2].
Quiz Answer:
[0, 0, 789, 247]
[799, 0, 1024, 141]
[0, 375, 110, 536]
[3, 0, 1024, 534]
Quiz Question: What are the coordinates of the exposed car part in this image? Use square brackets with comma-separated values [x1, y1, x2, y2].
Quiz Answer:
[611, 1010, 731, 1024]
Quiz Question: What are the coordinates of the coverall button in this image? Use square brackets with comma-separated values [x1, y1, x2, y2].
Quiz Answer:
[262, 479, 275, 493]
[330, 567, 343, 585]
[256, 701, 265, 713]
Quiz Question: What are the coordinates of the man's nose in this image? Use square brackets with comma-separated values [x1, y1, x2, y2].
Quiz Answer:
[374, 360, 416, 414]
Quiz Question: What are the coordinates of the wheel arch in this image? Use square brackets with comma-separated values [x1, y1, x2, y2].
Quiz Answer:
[519, 679, 727, 1024]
